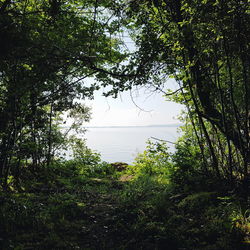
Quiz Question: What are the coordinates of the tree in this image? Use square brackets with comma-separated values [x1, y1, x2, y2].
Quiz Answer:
[0, 0, 126, 188]
[111, 0, 249, 182]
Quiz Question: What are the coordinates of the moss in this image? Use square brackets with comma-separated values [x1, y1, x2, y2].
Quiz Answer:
[178, 192, 218, 212]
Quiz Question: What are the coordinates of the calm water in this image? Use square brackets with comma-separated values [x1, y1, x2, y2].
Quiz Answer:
[84, 126, 180, 164]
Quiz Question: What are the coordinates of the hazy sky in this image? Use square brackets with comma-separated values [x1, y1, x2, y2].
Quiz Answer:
[78, 32, 184, 127]
[83, 79, 184, 127]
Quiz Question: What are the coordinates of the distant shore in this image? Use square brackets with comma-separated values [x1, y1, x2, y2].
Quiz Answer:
[84, 124, 183, 129]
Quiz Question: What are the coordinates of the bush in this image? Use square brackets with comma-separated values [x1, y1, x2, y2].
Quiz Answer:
[130, 140, 171, 181]
[120, 175, 162, 205]
[177, 192, 217, 212]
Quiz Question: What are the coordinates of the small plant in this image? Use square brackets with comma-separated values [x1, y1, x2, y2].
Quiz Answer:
[132, 140, 171, 178]
[231, 208, 250, 242]
[67, 137, 115, 177]
[71, 137, 101, 166]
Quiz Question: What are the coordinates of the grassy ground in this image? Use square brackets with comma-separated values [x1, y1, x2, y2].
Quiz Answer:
[0, 160, 249, 250]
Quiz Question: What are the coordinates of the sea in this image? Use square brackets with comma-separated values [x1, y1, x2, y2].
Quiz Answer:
[83, 125, 181, 164]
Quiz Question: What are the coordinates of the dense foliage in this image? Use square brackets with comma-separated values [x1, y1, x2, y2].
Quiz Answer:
[0, 0, 126, 188]
[1, 140, 249, 249]
[111, 0, 250, 184]
[0, 0, 249, 249]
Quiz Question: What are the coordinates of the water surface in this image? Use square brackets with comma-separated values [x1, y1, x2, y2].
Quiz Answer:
[84, 126, 180, 164]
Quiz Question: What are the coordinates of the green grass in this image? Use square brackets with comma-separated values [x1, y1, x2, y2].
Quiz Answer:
[0, 157, 249, 249]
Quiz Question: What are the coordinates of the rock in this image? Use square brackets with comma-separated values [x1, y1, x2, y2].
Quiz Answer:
[119, 175, 133, 182]
[110, 162, 128, 172]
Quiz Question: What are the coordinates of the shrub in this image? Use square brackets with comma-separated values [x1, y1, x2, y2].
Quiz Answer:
[131, 140, 171, 180]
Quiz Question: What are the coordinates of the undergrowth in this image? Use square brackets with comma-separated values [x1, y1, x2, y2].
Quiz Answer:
[0, 140, 249, 249]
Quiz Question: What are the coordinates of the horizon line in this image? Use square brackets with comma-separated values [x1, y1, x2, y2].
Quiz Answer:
[84, 123, 183, 128]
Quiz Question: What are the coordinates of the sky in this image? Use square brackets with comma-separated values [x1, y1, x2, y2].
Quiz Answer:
[77, 28, 184, 127]
[83, 78, 184, 127]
